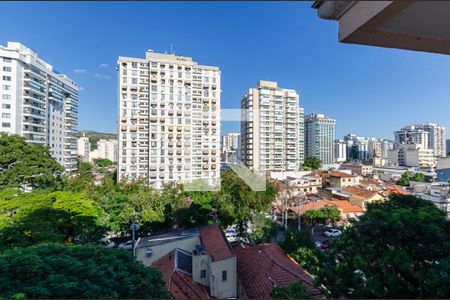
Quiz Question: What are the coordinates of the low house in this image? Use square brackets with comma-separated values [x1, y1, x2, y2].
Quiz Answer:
[135, 224, 237, 299]
[275, 174, 323, 206]
[328, 171, 359, 188]
[340, 163, 373, 176]
[292, 199, 364, 221]
[413, 182, 450, 216]
[343, 186, 385, 209]
[381, 185, 412, 197]
[233, 242, 323, 299]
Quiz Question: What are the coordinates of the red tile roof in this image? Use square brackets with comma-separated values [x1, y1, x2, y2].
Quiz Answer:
[153, 250, 210, 300]
[328, 171, 356, 179]
[382, 185, 412, 196]
[343, 186, 379, 199]
[233, 243, 323, 299]
[200, 224, 235, 262]
[291, 199, 363, 215]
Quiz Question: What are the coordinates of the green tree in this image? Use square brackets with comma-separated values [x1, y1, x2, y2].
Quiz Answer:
[270, 281, 311, 299]
[411, 172, 425, 182]
[94, 158, 114, 168]
[303, 209, 325, 234]
[0, 134, 64, 190]
[321, 206, 341, 224]
[282, 228, 316, 253]
[0, 243, 169, 299]
[318, 195, 450, 299]
[397, 171, 410, 186]
[248, 213, 279, 244]
[0, 190, 108, 247]
[290, 247, 325, 276]
[303, 156, 322, 170]
[217, 170, 278, 235]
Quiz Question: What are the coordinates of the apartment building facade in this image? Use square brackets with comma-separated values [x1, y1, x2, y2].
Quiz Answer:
[118, 50, 220, 189]
[0, 42, 78, 172]
[421, 123, 447, 157]
[394, 125, 429, 150]
[241, 80, 304, 173]
[334, 139, 347, 163]
[305, 113, 335, 164]
[77, 134, 90, 162]
[97, 139, 118, 162]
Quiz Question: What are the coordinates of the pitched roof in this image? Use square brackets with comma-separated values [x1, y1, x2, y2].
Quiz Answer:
[233, 243, 323, 299]
[200, 224, 235, 262]
[291, 199, 363, 214]
[343, 186, 379, 199]
[328, 171, 356, 179]
[382, 185, 412, 196]
[153, 250, 210, 300]
[322, 199, 364, 213]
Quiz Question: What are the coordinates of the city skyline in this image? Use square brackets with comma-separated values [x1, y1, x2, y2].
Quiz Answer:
[0, 2, 450, 140]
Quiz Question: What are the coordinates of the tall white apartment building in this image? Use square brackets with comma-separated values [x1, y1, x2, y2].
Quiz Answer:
[0, 42, 78, 172]
[222, 132, 240, 152]
[334, 139, 347, 163]
[97, 139, 118, 162]
[420, 123, 447, 157]
[394, 125, 429, 149]
[77, 134, 90, 162]
[241, 80, 304, 173]
[117, 50, 220, 189]
[305, 113, 335, 165]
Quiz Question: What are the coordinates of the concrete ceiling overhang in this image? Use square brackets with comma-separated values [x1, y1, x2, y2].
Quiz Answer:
[315, 1, 450, 55]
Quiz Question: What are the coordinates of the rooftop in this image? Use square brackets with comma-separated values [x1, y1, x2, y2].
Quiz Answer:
[153, 250, 210, 300]
[344, 186, 379, 199]
[135, 229, 199, 249]
[199, 224, 235, 262]
[233, 243, 322, 299]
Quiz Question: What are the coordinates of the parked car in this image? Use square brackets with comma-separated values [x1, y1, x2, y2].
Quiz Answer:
[99, 238, 115, 248]
[225, 229, 238, 243]
[320, 240, 331, 249]
[118, 240, 133, 250]
[315, 241, 322, 248]
[324, 229, 342, 237]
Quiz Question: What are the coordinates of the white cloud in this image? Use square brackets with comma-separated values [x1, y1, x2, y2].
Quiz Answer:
[94, 73, 111, 79]
[79, 86, 85, 91]
[74, 68, 87, 73]
[98, 63, 109, 68]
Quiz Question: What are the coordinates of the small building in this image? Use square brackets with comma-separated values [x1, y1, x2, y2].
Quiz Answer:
[233, 242, 323, 299]
[135, 224, 237, 299]
[340, 163, 373, 176]
[414, 182, 450, 216]
[292, 199, 364, 221]
[343, 186, 385, 209]
[328, 171, 358, 189]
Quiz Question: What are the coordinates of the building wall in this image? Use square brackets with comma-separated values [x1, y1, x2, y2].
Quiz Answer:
[209, 256, 237, 299]
[77, 136, 90, 162]
[97, 139, 118, 162]
[241, 81, 304, 173]
[305, 113, 335, 164]
[117, 51, 220, 189]
[135, 235, 200, 267]
[0, 42, 78, 172]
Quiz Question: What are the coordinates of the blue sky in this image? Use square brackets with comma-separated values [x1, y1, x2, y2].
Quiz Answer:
[1, 1, 449, 140]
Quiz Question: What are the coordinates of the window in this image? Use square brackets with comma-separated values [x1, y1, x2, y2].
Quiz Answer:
[131, 78, 137, 84]
[2, 94, 11, 100]
[2, 76, 11, 81]
[3, 67, 11, 72]
[200, 270, 206, 279]
[222, 270, 227, 281]
[3, 58, 11, 62]
[2, 104, 11, 109]
[2, 122, 10, 128]
[2, 85, 10, 91]
[2, 113, 10, 118]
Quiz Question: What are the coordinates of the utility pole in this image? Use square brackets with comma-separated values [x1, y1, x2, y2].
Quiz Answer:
[130, 212, 140, 257]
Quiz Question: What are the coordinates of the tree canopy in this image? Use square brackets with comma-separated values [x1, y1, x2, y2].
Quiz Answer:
[0, 189, 108, 248]
[0, 243, 169, 299]
[303, 156, 322, 170]
[217, 170, 278, 234]
[318, 194, 450, 299]
[0, 134, 64, 190]
[270, 281, 311, 299]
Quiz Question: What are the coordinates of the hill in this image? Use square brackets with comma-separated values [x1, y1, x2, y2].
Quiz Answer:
[77, 130, 117, 150]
